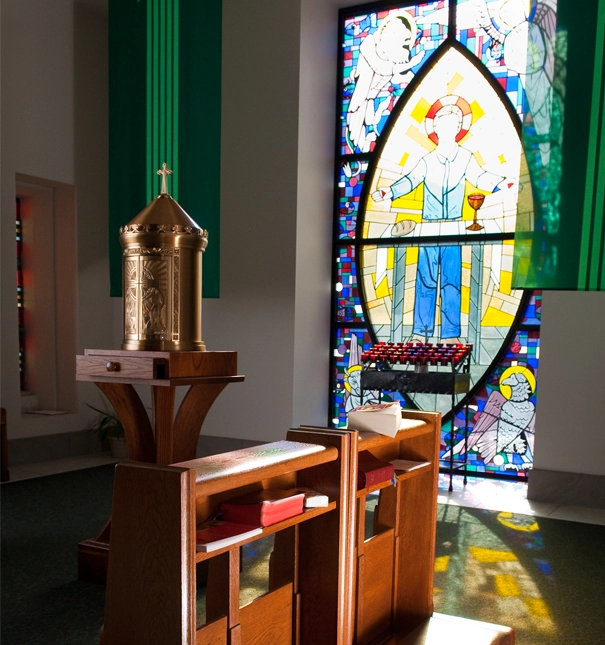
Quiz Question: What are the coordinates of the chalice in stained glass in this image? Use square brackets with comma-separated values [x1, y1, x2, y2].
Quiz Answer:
[466, 193, 485, 231]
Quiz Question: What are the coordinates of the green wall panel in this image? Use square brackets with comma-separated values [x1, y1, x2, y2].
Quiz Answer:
[514, 0, 605, 290]
[109, 0, 221, 298]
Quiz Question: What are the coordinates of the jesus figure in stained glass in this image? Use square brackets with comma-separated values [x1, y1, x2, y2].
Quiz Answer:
[372, 95, 508, 341]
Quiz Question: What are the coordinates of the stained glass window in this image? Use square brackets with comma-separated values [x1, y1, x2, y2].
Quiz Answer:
[16, 198, 27, 392]
[331, 0, 558, 479]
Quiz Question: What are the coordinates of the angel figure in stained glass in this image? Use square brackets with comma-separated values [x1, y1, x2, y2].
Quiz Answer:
[445, 366, 536, 470]
[372, 96, 508, 342]
[346, 11, 425, 153]
[343, 333, 380, 412]
[469, 0, 557, 165]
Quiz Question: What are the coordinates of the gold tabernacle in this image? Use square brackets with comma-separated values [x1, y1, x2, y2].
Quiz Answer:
[120, 163, 208, 351]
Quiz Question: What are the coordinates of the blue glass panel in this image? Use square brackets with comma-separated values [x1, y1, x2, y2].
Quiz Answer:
[338, 161, 368, 240]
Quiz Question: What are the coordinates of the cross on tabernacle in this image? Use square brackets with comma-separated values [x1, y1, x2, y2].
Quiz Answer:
[157, 162, 173, 195]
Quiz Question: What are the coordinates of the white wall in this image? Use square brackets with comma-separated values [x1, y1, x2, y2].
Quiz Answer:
[199, 0, 302, 443]
[533, 291, 605, 477]
[199, 0, 351, 442]
[0, 0, 114, 439]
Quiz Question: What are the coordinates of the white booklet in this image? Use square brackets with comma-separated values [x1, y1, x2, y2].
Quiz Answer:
[390, 459, 431, 472]
[347, 401, 403, 437]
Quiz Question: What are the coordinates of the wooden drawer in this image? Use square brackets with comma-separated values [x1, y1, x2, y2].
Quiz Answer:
[81, 349, 238, 378]
[76, 354, 167, 379]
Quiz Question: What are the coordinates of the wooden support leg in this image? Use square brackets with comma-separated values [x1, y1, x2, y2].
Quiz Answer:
[172, 382, 229, 463]
[95, 382, 156, 463]
[153, 385, 176, 465]
[78, 383, 157, 584]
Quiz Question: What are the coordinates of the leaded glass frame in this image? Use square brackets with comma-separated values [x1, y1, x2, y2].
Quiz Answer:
[330, 0, 557, 479]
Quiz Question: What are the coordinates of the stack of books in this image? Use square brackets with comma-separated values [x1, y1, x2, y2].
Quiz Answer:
[196, 487, 328, 552]
[347, 401, 403, 437]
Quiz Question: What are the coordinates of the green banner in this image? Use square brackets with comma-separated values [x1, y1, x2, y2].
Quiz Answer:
[513, 0, 605, 291]
[109, 0, 221, 297]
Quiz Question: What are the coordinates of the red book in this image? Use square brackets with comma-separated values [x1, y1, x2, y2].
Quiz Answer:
[195, 520, 262, 552]
[220, 489, 305, 527]
[357, 450, 395, 490]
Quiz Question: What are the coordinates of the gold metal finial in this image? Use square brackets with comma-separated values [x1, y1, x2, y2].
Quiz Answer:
[157, 162, 173, 195]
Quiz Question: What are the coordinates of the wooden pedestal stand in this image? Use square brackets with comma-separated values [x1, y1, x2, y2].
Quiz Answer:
[75, 349, 244, 584]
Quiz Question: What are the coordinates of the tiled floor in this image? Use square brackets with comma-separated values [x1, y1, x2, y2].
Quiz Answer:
[438, 472, 605, 526]
[4, 455, 605, 526]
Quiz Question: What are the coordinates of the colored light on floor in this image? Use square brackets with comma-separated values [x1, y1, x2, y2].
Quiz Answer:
[434, 555, 450, 572]
[469, 546, 518, 563]
[523, 596, 551, 618]
[494, 574, 520, 597]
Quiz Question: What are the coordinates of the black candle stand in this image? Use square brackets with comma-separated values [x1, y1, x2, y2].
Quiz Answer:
[359, 341, 471, 491]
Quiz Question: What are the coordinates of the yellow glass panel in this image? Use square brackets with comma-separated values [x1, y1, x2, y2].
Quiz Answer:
[473, 150, 486, 167]
[482, 307, 515, 327]
[447, 71, 464, 94]
[500, 270, 512, 295]
[461, 284, 470, 315]
[406, 247, 419, 264]
[375, 275, 390, 299]
[387, 247, 394, 270]
[470, 99, 485, 122]
[410, 97, 431, 124]
[405, 124, 435, 151]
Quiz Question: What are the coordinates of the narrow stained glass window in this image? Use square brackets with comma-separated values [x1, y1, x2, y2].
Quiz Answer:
[331, 0, 559, 479]
[16, 198, 28, 392]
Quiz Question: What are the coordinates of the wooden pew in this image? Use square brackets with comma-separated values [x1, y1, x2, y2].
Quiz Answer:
[100, 435, 353, 645]
[290, 410, 442, 644]
[100, 414, 515, 645]
[291, 411, 515, 645]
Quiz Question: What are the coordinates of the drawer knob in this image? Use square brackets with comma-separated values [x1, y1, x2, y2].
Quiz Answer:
[106, 361, 120, 372]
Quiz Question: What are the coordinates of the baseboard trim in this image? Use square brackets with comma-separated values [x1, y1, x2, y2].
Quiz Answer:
[528, 468, 605, 510]
[8, 429, 107, 466]
[7, 431, 265, 467]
